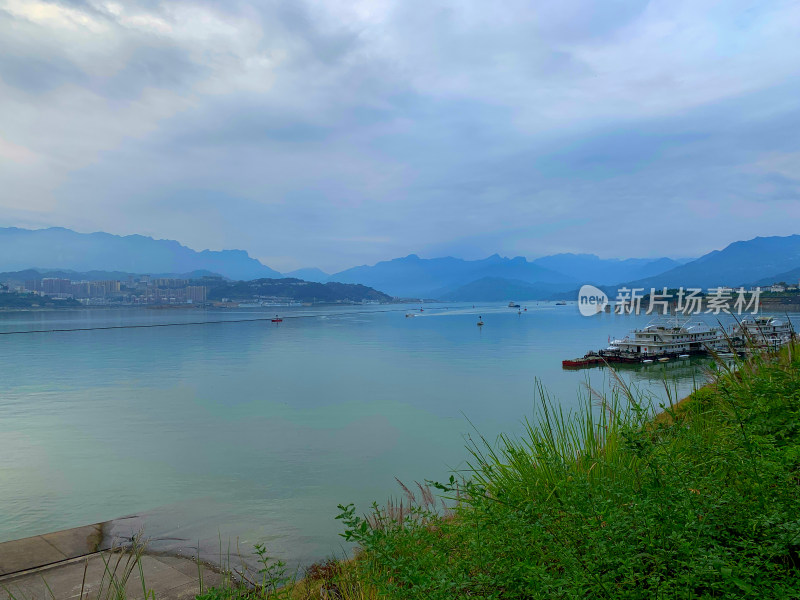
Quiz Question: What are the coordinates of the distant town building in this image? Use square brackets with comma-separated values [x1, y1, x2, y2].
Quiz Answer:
[186, 286, 207, 303]
[41, 278, 72, 295]
[4, 274, 209, 306]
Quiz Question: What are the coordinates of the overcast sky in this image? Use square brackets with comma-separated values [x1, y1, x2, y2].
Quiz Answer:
[2, 0, 799, 272]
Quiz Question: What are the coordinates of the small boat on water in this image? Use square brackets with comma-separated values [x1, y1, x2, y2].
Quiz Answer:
[642, 359, 654, 364]
[405, 313, 415, 318]
[477, 316, 484, 327]
[658, 357, 670, 362]
[679, 354, 690, 359]
[555, 301, 567, 306]
[271, 315, 283, 323]
[508, 302, 520, 308]
[562, 353, 604, 368]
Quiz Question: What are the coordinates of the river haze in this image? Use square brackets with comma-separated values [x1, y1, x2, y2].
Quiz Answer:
[0, 303, 731, 566]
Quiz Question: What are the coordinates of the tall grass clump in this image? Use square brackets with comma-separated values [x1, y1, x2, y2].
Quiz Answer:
[338, 342, 800, 599]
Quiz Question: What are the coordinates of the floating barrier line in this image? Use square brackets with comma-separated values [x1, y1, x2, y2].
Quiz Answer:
[0, 307, 439, 336]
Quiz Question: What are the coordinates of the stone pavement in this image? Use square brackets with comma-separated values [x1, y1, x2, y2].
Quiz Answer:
[0, 524, 222, 600]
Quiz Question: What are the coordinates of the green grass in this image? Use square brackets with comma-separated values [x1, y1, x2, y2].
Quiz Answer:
[338, 343, 800, 598]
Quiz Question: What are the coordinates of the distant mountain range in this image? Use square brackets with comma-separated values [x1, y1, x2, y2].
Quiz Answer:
[326, 254, 572, 298]
[531, 255, 689, 286]
[0, 227, 282, 280]
[322, 237, 800, 299]
[3, 227, 799, 301]
[620, 235, 800, 290]
[0, 268, 222, 282]
[322, 253, 688, 299]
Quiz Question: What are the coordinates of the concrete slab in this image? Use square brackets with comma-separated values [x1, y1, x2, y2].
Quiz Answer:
[0, 552, 222, 600]
[0, 523, 223, 600]
[0, 524, 110, 577]
[0, 536, 66, 577]
[41, 526, 107, 561]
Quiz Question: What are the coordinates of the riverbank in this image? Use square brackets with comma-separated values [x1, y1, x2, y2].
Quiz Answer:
[327, 342, 800, 599]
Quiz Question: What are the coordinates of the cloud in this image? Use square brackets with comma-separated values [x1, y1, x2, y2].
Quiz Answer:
[1, 0, 799, 271]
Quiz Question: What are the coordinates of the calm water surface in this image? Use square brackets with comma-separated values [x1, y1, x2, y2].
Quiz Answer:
[0, 303, 732, 566]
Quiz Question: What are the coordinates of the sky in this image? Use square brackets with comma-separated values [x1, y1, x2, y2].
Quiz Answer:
[1, 0, 800, 273]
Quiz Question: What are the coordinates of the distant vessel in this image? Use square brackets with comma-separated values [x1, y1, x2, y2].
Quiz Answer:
[271, 315, 283, 323]
[508, 302, 520, 308]
[477, 316, 484, 327]
[555, 301, 567, 306]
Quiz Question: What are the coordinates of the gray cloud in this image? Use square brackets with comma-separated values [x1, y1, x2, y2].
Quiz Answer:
[1, 0, 799, 271]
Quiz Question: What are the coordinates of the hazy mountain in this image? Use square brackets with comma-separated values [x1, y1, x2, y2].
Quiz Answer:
[621, 235, 800, 290]
[328, 254, 572, 298]
[283, 267, 329, 283]
[437, 277, 568, 301]
[0, 227, 281, 280]
[0, 268, 224, 282]
[532, 254, 688, 285]
[750, 266, 800, 288]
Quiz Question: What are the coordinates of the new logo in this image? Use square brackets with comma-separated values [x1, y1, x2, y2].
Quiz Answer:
[578, 284, 608, 317]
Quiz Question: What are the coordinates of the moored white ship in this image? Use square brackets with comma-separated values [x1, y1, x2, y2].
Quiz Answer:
[604, 316, 725, 359]
[734, 315, 794, 349]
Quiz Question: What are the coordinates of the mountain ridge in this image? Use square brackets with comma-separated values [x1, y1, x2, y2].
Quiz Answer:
[0, 227, 282, 280]
[618, 235, 800, 290]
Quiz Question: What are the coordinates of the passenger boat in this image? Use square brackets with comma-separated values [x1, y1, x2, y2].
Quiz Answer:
[563, 316, 725, 369]
[734, 315, 794, 349]
[603, 316, 724, 361]
[508, 302, 520, 308]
